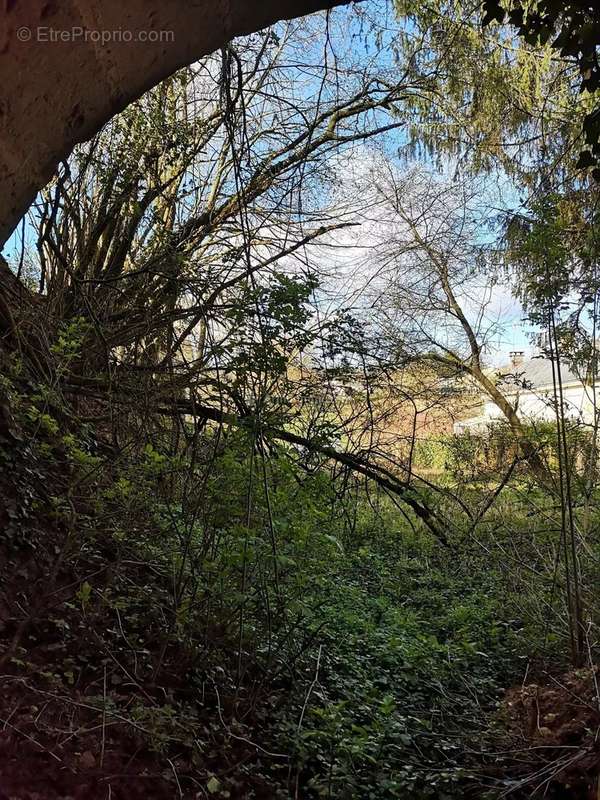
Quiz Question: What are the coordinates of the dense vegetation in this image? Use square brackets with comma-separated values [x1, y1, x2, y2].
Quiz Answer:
[1, 2, 600, 798]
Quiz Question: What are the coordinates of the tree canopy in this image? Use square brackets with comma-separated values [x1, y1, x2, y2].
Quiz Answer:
[1, 3, 600, 799]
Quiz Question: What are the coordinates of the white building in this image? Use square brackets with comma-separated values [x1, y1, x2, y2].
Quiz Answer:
[454, 351, 600, 434]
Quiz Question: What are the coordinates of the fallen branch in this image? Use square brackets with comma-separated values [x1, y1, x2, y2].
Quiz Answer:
[63, 379, 451, 545]
[171, 397, 451, 546]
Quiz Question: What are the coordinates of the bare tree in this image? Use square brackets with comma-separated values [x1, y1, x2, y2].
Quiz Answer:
[355, 166, 552, 480]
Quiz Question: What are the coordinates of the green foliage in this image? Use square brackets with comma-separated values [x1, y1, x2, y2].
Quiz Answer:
[4, 9, 600, 796]
[19, 415, 531, 798]
[412, 437, 451, 470]
[263, 521, 527, 799]
[506, 193, 575, 319]
[481, 0, 600, 175]
[391, 0, 580, 177]
[3, 348, 595, 798]
[224, 270, 320, 382]
[50, 316, 91, 371]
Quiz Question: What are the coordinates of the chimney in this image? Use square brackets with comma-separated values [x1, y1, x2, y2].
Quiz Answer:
[509, 350, 524, 368]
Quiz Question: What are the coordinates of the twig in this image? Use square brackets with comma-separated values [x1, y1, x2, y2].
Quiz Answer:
[167, 757, 184, 798]
[101, 663, 107, 768]
[0, 715, 62, 762]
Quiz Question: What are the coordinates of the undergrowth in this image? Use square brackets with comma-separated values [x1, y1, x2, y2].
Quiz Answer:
[0, 366, 573, 798]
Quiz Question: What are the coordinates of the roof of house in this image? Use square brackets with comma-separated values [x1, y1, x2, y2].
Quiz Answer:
[495, 355, 583, 394]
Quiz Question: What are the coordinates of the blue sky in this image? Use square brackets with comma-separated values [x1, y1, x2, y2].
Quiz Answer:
[1, 2, 539, 367]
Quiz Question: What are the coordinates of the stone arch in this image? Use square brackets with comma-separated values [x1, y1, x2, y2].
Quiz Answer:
[0, 0, 351, 247]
